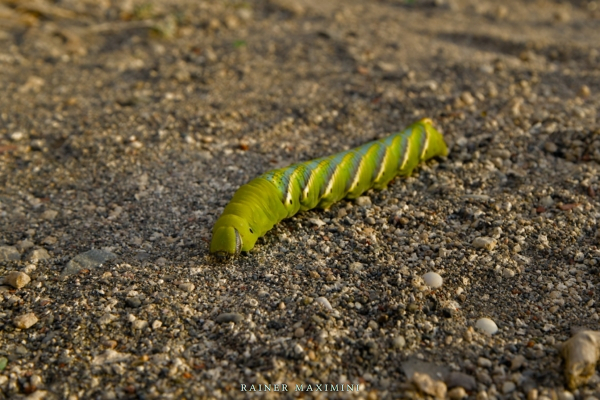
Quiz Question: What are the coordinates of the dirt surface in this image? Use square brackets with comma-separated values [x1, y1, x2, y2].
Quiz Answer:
[1, 0, 600, 398]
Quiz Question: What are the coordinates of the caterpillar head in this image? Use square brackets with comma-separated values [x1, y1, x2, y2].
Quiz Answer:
[210, 226, 242, 259]
[210, 214, 258, 259]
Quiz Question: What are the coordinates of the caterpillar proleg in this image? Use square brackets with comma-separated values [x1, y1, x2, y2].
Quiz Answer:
[210, 118, 448, 258]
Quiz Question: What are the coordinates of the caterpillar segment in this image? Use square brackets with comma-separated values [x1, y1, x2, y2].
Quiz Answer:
[210, 118, 448, 258]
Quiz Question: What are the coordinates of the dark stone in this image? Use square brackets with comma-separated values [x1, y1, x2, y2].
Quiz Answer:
[126, 297, 142, 308]
[446, 371, 477, 391]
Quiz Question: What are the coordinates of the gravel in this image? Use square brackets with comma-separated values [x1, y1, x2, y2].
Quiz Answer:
[1, 0, 599, 398]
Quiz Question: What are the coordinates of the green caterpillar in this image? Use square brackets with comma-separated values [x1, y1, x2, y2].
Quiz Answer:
[210, 118, 448, 258]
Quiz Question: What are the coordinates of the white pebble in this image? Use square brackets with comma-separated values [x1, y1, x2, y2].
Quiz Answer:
[308, 218, 326, 227]
[423, 272, 443, 288]
[10, 131, 25, 141]
[315, 296, 332, 310]
[393, 336, 406, 349]
[475, 318, 498, 335]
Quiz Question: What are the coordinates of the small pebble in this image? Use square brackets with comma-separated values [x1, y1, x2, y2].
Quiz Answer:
[152, 320, 162, 330]
[16, 240, 35, 252]
[412, 372, 447, 399]
[41, 210, 58, 220]
[62, 249, 117, 277]
[478, 357, 492, 368]
[215, 312, 243, 324]
[309, 218, 326, 227]
[22, 264, 36, 274]
[294, 327, 305, 338]
[132, 320, 148, 330]
[315, 296, 332, 310]
[472, 237, 497, 251]
[30, 374, 42, 387]
[448, 387, 468, 400]
[98, 314, 118, 325]
[349, 262, 364, 272]
[511, 354, 526, 370]
[27, 248, 50, 262]
[475, 318, 498, 335]
[125, 297, 142, 308]
[393, 336, 406, 349]
[423, 272, 443, 288]
[355, 196, 372, 206]
[5, 271, 31, 289]
[446, 372, 477, 391]
[10, 131, 25, 141]
[246, 298, 259, 307]
[503, 381, 516, 394]
[0, 246, 20, 261]
[544, 141, 558, 153]
[155, 257, 167, 266]
[102, 339, 119, 349]
[25, 391, 47, 400]
[540, 196, 554, 207]
[460, 91, 475, 105]
[503, 268, 516, 278]
[179, 283, 195, 292]
[14, 312, 38, 329]
[42, 236, 57, 245]
[578, 85, 591, 98]
[558, 390, 575, 400]
[528, 388, 539, 400]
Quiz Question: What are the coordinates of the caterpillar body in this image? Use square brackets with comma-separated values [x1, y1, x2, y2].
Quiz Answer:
[210, 118, 448, 258]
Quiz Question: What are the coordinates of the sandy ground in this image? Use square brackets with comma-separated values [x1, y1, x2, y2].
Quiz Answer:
[1, 0, 600, 398]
